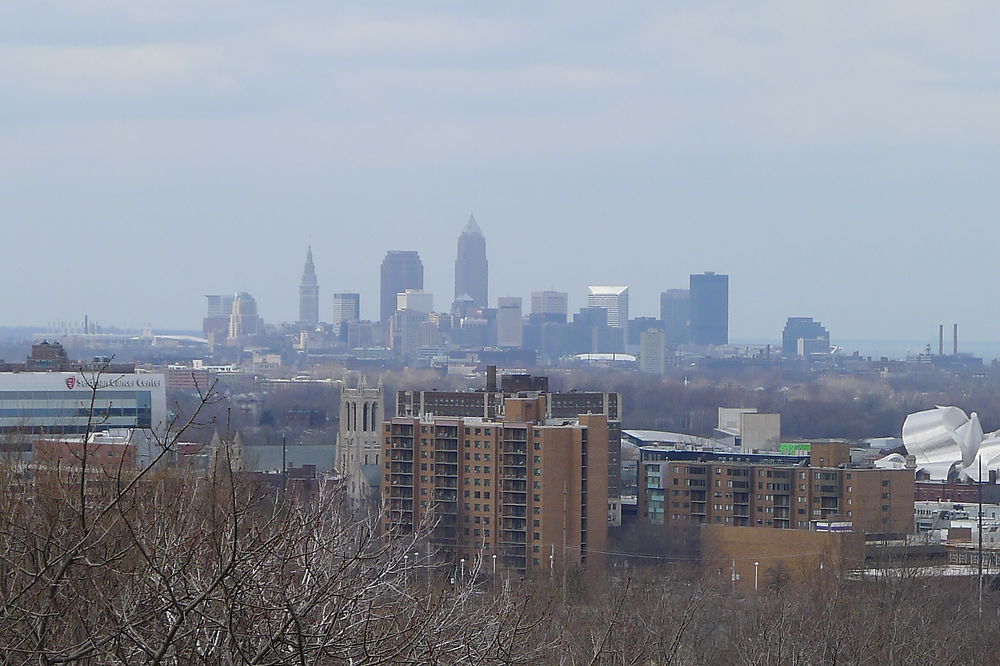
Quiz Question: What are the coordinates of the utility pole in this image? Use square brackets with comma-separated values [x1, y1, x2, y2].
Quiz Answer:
[980, 454, 984, 618]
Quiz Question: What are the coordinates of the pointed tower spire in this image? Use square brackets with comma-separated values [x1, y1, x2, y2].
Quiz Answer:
[463, 213, 482, 235]
[299, 246, 319, 325]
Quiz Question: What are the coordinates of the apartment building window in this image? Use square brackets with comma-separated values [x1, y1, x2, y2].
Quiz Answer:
[484, 479, 491, 486]
[882, 480, 891, 487]
[533, 456, 541, 463]
[474, 504, 481, 511]
[534, 468, 541, 476]
[474, 479, 481, 486]
[533, 532, 540, 540]
[533, 507, 540, 514]
[474, 453, 481, 461]
[533, 494, 540, 502]
[534, 443, 541, 450]
[464, 453, 471, 460]
[465, 491, 471, 498]
[484, 492, 490, 499]
[534, 481, 541, 489]
[533, 520, 540, 527]
[800, 472, 807, 479]
[882, 505, 890, 512]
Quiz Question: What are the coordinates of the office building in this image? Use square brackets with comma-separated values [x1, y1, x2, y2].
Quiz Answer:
[454, 215, 488, 308]
[496, 297, 523, 348]
[228, 292, 263, 341]
[0, 343, 167, 467]
[639, 329, 667, 375]
[689, 272, 728, 345]
[636, 442, 914, 535]
[381, 395, 608, 574]
[782, 317, 830, 357]
[397, 372, 623, 500]
[530, 291, 568, 321]
[338, 377, 383, 505]
[659, 289, 690, 345]
[380, 251, 424, 325]
[331, 293, 360, 335]
[586, 286, 629, 330]
[298, 246, 319, 325]
[203, 294, 234, 343]
[396, 289, 433, 315]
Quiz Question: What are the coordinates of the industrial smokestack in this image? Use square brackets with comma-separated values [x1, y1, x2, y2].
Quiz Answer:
[954, 323, 958, 356]
[939, 324, 944, 356]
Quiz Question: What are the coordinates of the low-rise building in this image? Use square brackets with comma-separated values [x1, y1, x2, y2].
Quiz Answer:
[637, 441, 914, 536]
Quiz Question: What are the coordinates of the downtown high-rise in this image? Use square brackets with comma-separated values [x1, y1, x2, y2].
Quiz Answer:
[380, 251, 424, 324]
[689, 272, 728, 345]
[298, 247, 319, 325]
[454, 215, 488, 308]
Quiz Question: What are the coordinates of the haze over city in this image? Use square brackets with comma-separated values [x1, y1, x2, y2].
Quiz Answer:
[4, 2, 1000, 342]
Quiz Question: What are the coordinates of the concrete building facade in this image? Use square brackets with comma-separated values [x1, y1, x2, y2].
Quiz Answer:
[331, 292, 360, 335]
[496, 297, 523, 348]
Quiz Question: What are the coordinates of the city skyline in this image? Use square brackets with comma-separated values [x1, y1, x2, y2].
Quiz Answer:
[4, 4, 1000, 341]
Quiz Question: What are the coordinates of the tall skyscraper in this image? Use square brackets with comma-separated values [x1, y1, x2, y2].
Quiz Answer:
[228, 292, 263, 341]
[331, 293, 360, 335]
[689, 272, 728, 345]
[298, 247, 319, 325]
[454, 215, 488, 308]
[380, 251, 423, 324]
[659, 289, 690, 345]
[639, 329, 667, 375]
[586, 286, 629, 329]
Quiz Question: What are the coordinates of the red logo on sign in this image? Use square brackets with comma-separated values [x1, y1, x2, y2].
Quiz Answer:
[65, 377, 76, 389]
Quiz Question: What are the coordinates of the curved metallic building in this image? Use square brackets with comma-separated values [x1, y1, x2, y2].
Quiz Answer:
[902, 406, 1000, 481]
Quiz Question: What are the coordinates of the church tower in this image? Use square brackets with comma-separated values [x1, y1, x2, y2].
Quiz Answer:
[338, 376, 384, 505]
[299, 246, 319, 325]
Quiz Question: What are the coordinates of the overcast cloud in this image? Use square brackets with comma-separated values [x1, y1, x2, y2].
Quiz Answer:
[3, 2, 1000, 344]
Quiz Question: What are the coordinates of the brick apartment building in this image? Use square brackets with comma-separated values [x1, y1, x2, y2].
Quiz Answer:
[396, 370, 622, 501]
[382, 394, 608, 574]
[637, 441, 914, 536]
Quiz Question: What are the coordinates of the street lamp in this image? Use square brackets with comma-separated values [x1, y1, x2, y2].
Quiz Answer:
[754, 561, 760, 592]
[404, 555, 409, 584]
[460, 558, 466, 583]
[492, 553, 497, 575]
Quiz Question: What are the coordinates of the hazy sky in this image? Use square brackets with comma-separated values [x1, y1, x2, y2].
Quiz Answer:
[3, 2, 1000, 343]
